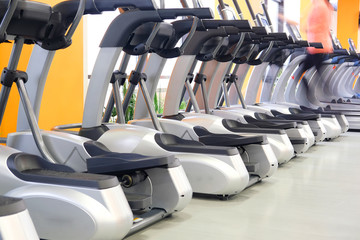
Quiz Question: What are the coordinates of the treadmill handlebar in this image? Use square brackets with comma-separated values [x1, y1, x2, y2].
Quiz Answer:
[296, 40, 309, 47]
[53, 0, 156, 16]
[308, 42, 323, 49]
[157, 8, 213, 20]
[155, 19, 207, 58]
[265, 32, 288, 41]
[171, 19, 207, 36]
[183, 27, 228, 55]
[224, 26, 242, 35]
[332, 48, 350, 55]
[182, 19, 256, 56]
[201, 19, 252, 30]
[41, 0, 156, 50]
[100, 10, 162, 48]
[251, 26, 268, 35]
[100, 8, 213, 48]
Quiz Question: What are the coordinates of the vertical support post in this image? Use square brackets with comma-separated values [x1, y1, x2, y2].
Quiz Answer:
[185, 79, 201, 113]
[102, 53, 130, 123]
[139, 79, 163, 131]
[17, 79, 57, 163]
[122, 54, 147, 113]
[113, 80, 125, 124]
[222, 80, 231, 107]
[0, 38, 24, 126]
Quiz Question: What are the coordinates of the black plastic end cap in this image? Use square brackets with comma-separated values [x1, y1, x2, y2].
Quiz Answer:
[39, 36, 72, 51]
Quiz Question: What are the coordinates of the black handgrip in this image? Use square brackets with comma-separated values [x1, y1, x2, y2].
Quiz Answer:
[215, 34, 244, 62]
[53, 0, 156, 18]
[283, 43, 303, 49]
[233, 55, 248, 64]
[252, 26, 267, 35]
[349, 50, 358, 57]
[247, 59, 263, 65]
[100, 10, 162, 48]
[296, 40, 309, 47]
[333, 49, 349, 55]
[248, 33, 262, 41]
[286, 44, 302, 49]
[183, 28, 228, 55]
[309, 42, 323, 49]
[227, 34, 243, 45]
[156, 19, 207, 58]
[266, 32, 288, 40]
[281, 38, 295, 45]
[224, 26, 242, 35]
[93, 0, 155, 11]
[196, 52, 216, 61]
[171, 19, 207, 37]
[157, 48, 182, 58]
[260, 33, 288, 43]
[132, 43, 148, 54]
[157, 8, 213, 20]
[201, 20, 252, 30]
[216, 54, 235, 62]
[274, 41, 287, 47]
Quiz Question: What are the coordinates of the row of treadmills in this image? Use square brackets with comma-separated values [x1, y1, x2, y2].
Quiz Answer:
[0, 0, 356, 239]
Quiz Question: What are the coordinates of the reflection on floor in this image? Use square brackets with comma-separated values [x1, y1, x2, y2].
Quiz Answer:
[126, 132, 360, 240]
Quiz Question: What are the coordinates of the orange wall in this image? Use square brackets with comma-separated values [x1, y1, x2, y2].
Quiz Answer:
[0, 0, 84, 137]
[337, 0, 360, 49]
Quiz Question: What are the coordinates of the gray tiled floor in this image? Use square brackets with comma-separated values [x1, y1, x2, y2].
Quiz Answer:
[126, 132, 360, 240]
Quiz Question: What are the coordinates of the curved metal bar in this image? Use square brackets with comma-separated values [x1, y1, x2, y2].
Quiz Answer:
[65, 0, 86, 42]
[113, 80, 125, 124]
[17, 79, 57, 163]
[145, 22, 161, 49]
[231, 32, 246, 58]
[179, 17, 200, 54]
[259, 40, 274, 62]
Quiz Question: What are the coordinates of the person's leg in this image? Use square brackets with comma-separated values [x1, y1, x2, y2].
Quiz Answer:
[302, 54, 316, 71]
[313, 54, 325, 81]
[298, 54, 316, 91]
